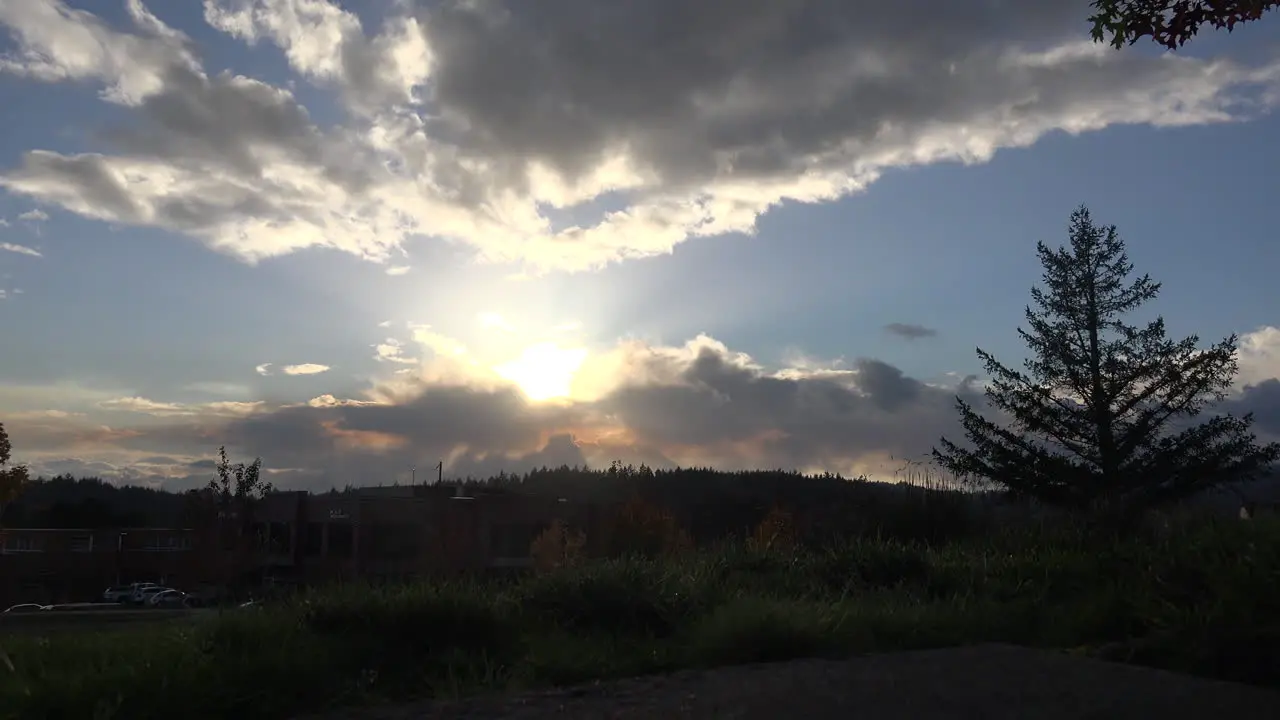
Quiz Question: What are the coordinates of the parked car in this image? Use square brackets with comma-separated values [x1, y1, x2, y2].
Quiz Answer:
[2, 604, 49, 613]
[103, 585, 140, 603]
[133, 585, 170, 605]
[146, 590, 188, 608]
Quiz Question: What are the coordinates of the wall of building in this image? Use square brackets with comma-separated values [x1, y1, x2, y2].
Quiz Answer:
[0, 527, 203, 607]
[1, 488, 618, 606]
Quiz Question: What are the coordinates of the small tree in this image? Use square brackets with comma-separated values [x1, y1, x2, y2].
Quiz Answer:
[195, 447, 274, 593]
[607, 493, 692, 558]
[0, 422, 30, 527]
[934, 206, 1280, 524]
[1089, 0, 1276, 51]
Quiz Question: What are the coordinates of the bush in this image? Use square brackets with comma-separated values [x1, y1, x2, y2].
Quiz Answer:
[607, 494, 694, 559]
[747, 505, 797, 553]
[529, 518, 587, 573]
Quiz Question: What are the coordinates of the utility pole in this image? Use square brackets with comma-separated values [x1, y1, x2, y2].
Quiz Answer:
[436, 460, 443, 484]
[410, 465, 415, 486]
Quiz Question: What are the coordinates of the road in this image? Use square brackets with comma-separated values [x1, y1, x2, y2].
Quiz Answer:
[295, 644, 1280, 720]
[0, 607, 205, 636]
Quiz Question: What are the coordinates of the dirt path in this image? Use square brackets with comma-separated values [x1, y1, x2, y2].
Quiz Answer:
[296, 644, 1280, 719]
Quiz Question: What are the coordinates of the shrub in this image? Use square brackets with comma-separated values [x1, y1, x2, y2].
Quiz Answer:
[529, 518, 587, 573]
[607, 494, 693, 559]
[747, 504, 797, 553]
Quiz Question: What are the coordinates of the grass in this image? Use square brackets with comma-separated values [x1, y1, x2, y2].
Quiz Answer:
[2, 514, 1278, 720]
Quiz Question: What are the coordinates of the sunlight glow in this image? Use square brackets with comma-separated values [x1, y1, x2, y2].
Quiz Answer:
[493, 342, 589, 402]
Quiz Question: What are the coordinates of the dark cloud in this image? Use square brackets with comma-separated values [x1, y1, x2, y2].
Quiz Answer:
[884, 323, 939, 340]
[1222, 379, 1280, 436]
[4, 1, 1275, 270]
[411, 0, 1243, 194]
[11, 339, 988, 488]
[16, 337, 1280, 491]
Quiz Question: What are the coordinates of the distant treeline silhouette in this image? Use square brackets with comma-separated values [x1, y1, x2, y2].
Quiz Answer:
[2, 463, 1020, 545]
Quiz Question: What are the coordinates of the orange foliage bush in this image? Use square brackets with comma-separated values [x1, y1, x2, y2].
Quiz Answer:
[607, 494, 693, 559]
[748, 504, 797, 553]
[529, 518, 587, 572]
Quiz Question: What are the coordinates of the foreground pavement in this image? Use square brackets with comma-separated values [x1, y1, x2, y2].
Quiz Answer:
[298, 643, 1280, 719]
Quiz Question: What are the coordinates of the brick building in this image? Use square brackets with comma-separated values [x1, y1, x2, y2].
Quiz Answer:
[249, 484, 610, 585]
[0, 527, 202, 607]
[1, 485, 612, 607]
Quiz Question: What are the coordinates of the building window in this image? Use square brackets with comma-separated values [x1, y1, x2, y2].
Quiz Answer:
[2, 536, 45, 553]
[143, 535, 191, 551]
[265, 521, 291, 554]
[69, 535, 95, 553]
[328, 523, 354, 558]
[304, 522, 324, 556]
[366, 523, 420, 561]
[489, 522, 543, 559]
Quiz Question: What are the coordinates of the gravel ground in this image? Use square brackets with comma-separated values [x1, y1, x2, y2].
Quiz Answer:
[295, 644, 1280, 720]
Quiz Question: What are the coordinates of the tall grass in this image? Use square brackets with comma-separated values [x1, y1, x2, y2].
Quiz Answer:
[1, 515, 1277, 720]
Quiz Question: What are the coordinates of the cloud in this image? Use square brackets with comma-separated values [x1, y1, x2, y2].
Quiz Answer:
[372, 338, 417, 364]
[12, 322, 1280, 490]
[255, 363, 273, 376]
[16, 208, 47, 221]
[1238, 326, 1280, 389]
[0, 0, 199, 105]
[12, 332, 999, 487]
[1, 1, 1277, 272]
[0, 241, 41, 257]
[281, 363, 330, 375]
[95, 396, 264, 417]
[479, 312, 515, 333]
[385, 265, 410, 276]
[97, 396, 190, 416]
[884, 323, 938, 340]
[0, 289, 7, 300]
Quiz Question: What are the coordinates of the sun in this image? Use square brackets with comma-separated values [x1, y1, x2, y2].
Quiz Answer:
[493, 342, 588, 402]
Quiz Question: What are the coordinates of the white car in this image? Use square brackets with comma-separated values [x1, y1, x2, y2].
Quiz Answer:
[132, 585, 168, 604]
[146, 589, 188, 607]
[2, 603, 49, 613]
[103, 584, 145, 603]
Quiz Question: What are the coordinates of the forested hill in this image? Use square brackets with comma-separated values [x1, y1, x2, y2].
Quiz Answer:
[3, 464, 1268, 543]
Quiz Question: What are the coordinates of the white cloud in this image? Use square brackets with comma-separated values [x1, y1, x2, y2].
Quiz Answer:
[305, 393, 376, 408]
[0, 1, 1275, 273]
[377, 319, 393, 327]
[372, 337, 416, 364]
[0, 0, 198, 105]
[17, 208, 47, 221]
[97, 396, 191, 416]
[96, 395, 263, 417]
[281, 363, 330, 375]
[255, 363, 274, 375]
[0, 241, 42, 257]
[385, 265, 410, 275]
[1238, 326, 1280, 388]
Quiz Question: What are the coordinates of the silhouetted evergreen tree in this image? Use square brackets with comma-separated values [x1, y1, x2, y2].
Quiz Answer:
[934, 206, 1280, 522]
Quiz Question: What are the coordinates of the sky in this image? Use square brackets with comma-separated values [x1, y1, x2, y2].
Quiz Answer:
[0, 0, 1279, 492]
